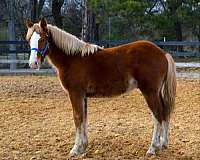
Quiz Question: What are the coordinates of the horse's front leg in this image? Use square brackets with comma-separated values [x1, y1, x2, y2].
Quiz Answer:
[68, 91, 88, 157]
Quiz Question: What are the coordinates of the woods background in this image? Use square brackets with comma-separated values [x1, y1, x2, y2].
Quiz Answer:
[0, 0, 199, 43]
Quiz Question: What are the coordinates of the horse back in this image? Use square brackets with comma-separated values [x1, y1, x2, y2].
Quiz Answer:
[60, 40, 168, 97]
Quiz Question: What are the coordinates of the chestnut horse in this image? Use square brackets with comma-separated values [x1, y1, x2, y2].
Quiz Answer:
[26, 18, 176, 157]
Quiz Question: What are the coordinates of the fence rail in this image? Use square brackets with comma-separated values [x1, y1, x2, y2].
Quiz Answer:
[94, 40, 200, 47]
[0, 41, 27, 44]
[156, 41, 200, 46]
[1, 40, 200, 53]
[0, 48, 29, 53]
[0, 40, 200, 70]
[0, 60, 28, 63]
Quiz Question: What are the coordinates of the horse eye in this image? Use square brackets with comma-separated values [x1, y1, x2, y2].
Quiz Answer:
[39, 39, 44, 43]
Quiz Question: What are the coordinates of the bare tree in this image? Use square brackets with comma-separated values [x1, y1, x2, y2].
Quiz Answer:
[52, 0, 64, 28]
[31, 0, 46, 21]
[81, 0, 97, 42]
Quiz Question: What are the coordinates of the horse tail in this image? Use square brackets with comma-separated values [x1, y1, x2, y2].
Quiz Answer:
[160, 53, 176, 121]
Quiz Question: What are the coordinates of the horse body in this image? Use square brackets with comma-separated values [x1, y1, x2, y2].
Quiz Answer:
[26, 18, 176, 157]
[48, 40, 168, 98]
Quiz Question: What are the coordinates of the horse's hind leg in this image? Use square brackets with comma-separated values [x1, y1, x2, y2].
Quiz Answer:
[68, 91, 88, 157]
[160, 120, 169, 149]
[142, 91, 164, 155]
[147, 113, 162, 155]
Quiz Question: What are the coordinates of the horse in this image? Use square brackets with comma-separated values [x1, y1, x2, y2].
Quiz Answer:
[25, 17, 176, 157]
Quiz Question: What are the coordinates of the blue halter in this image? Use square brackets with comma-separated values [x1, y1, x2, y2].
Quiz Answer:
[31, 40, 48, 62]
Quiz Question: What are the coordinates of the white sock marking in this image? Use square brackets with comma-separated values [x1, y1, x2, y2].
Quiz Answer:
[147, 114, 161, 155]
[161, 121, 169, 148]
[70, 98, 88, 156]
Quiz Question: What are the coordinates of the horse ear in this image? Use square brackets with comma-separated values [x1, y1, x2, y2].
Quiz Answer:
[39, 17, 47, 32]
[26, 19, 34, 28]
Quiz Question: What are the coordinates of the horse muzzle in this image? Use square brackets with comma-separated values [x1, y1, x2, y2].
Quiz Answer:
[29, 61, 39, 69]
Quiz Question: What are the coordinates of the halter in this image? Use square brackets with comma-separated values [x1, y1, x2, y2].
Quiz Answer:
[31, 40, 48, 62]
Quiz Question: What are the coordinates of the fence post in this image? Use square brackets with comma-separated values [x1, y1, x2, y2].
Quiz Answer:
[8, 0, 16, 70]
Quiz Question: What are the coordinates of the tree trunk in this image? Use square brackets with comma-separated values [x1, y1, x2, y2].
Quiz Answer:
[38, 0, 45, 16]
[31, 0, 45, 22]
[87, 9, 96, 42]
[81, 0, 88, 41]
[81, 0, 98, 42]
[95, 23, 100, 41]
[31, 0, 38, 22]
[198, 26, 200, 52]
[174, 18, 183, 51]
[168, 1, 183, 51]
[91, 12, 97, 42]
[52, 0, 64, 28]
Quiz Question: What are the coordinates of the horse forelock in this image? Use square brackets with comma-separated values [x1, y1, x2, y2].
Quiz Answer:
[47, 24, 103, 56]
[26, 24, 41, 41]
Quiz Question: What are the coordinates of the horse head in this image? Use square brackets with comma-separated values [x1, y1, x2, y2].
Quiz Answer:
[26, 17, 49, 69]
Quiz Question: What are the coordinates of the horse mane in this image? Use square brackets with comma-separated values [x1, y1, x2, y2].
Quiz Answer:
[47, 24, 102, 56]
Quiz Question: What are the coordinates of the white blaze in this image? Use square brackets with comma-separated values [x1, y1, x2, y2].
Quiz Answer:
[29, 32, 41, 68]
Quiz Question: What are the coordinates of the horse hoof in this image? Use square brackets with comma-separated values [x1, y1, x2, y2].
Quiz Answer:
[68, 151, 77, 158]
[146, 152, 155, 156]
[160, 141, 168, 150]
[161, 144, 168, 150]
[69, 146, 86, 158]
[146, 148, 156, 156]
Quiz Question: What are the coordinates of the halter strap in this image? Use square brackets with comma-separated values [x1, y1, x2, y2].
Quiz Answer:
[31, 40, 48, 62]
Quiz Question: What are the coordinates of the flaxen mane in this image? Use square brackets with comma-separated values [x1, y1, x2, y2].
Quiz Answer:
[47, 25, 102, 56]
[26, 24, 102, 56]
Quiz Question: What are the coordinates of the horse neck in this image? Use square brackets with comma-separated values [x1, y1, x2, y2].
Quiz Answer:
[47, 42, 72, 72]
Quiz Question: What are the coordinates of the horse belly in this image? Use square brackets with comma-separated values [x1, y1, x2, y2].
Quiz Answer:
[86, 76, 138, 97]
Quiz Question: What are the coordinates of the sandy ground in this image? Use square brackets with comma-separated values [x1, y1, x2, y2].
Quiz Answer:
[0, 76, 199, 160]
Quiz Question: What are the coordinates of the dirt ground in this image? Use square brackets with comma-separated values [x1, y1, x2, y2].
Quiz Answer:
[0, 76, 199, 160]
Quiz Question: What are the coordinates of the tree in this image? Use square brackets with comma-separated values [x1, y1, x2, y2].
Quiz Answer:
[52, 0, 64, 28]
[158, 0, 183, 41]
[81, 0, 98, 41]
[1, 0, 199, 43]
[182, 1, 200, 41]
[89, 0, 152, 40]
[89, 0, 200, 42]
[182, 1, 200, 51]
[62, 0, 82, 37]
[0, 0, 8, 40]
[31, 0, 45, 22]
